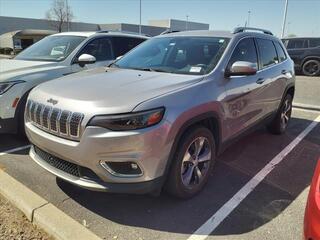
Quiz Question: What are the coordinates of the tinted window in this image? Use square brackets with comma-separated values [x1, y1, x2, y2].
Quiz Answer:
[256, 39, 278, 68]
[78, 38, 113, 61]
[287, 39, 305, 49]
[228, 38, 258, 68]
[309, 38, 320, 48]
[115, 37, 230, 75]
[112, 37, 146, 57]
[274, 42, 287, 62]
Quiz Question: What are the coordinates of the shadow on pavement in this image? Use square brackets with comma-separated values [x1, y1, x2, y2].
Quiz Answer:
[55, 116, 319, 236]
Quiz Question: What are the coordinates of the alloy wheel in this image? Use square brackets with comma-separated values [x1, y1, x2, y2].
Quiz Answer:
[281, 99, 292, 129]
[304, 61, 320, 76]
[180, 136, 212, 187]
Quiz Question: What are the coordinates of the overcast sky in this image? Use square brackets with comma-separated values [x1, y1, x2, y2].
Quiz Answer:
[0, 0, 319, 37]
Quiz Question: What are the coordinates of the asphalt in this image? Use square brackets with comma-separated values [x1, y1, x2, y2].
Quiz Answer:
[294, 75, 320, 108]
[0, 76, 319, 240]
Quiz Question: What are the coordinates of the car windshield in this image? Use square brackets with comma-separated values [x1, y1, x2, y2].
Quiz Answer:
[15, 35, 86, 62]
[114, 36, 230, 75]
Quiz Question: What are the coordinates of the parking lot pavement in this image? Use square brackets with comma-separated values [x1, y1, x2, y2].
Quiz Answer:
[295, 75, 320, 108]
[0, 108, 319, 240]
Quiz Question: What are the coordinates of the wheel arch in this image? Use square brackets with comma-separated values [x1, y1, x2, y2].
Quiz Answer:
[14, 88, 33, 133]
[301, 56, 320, 68]
[161, 112, 222, 187]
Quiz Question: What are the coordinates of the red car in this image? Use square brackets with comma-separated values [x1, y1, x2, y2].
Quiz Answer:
[304, 159, 320, 240]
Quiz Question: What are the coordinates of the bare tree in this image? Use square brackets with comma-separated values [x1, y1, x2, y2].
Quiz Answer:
[46, 0, 73, 32]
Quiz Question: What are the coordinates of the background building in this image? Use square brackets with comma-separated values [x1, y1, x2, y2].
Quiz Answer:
[0, 16, 210, 37]
[149, 19, 209, 31]
[0, 16, 100, 35]
[99, 23, 167, 36]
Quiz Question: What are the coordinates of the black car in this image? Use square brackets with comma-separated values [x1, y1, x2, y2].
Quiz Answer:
[282, 37, 320, 76]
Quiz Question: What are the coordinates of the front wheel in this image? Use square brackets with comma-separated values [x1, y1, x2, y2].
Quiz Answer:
[165, 126, 216, 199]
[267, 94, 293, 135]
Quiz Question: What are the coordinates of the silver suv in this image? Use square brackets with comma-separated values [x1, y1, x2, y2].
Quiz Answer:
[25, 27, 295, 198]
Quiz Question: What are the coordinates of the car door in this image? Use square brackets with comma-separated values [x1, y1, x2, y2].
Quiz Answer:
[223, 37, 266, 139]
[255, 38, 288, 115]
[71, 37, 114, 72]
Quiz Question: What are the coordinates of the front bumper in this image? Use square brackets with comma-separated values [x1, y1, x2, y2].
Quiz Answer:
[30, 145, 163, 193]
[26, 120, 173, 193]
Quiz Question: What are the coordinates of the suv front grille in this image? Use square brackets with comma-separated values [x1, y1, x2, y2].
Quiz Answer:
[26, 100, 84, 140]
[34, 145, 80, 177]
[33, 146, 100, 181]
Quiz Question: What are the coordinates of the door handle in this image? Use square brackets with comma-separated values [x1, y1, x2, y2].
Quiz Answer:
[256, 78, 265, 84]
[281, 70, 288, 74]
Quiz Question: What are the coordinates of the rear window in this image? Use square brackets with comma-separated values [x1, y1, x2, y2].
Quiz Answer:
[274, 42, 287, 62]
[309, 38, 320, 48]
[256, 39, 278, 68]
[286, 39, 306, 49]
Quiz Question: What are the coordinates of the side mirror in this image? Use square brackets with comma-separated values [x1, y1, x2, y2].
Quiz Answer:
[77, 54, 96, 67]
[225, 61, 257, 77]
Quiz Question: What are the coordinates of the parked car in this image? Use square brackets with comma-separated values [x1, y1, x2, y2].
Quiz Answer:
[304, 158, 320, 240]
[282, 37, 320, 76]
[25, 27, 295, 198]
[0, 31, 148, 135]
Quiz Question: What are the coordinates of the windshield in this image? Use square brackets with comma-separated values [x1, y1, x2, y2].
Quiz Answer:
[15, 35, 86, 62]
[114, 36, 230, 75]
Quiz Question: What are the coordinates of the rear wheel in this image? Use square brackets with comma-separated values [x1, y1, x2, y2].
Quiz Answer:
[302, 59, 320, 76]
[267, 94, 293, 135]
[165, 126, 216, 199]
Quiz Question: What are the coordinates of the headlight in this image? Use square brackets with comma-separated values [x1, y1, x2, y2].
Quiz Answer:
[0, 80, 25, 95]
[88, 107, 165, 131]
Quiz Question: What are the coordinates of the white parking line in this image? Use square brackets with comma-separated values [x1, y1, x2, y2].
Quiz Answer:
[188, 114, 320, 240]
[0, 145, 31, 156]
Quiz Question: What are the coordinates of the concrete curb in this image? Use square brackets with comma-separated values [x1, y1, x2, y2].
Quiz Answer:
[293, 102, 320, 112]
[0, 170, 101, 240]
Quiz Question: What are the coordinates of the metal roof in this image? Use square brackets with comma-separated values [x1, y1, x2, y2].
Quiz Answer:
[156, 30, 234, 38]
[0, 29, 57, 37]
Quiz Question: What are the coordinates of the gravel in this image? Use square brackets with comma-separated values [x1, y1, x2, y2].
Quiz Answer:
[0, 194, 53, 240]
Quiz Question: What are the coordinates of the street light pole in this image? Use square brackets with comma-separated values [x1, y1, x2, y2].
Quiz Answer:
[247, 10, 251, 27]
[139, 0, 142, 35]
[281, 0, 289, 38]
[186, 15, 189, 30]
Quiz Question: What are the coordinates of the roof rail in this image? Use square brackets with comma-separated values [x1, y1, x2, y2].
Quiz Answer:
[96, 30, 150, 37]
[160, 30, 181, 35]
[233, 27, 273, 35]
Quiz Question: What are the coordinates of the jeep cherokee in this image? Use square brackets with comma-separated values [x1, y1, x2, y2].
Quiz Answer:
[25, 27, 295, 198]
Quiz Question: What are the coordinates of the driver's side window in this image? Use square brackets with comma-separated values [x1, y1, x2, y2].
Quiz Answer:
[228, 38, 258, 69]
[77, 38, 113, 62]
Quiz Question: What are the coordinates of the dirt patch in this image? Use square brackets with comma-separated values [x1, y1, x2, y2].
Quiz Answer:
[0, 194, 53, 240]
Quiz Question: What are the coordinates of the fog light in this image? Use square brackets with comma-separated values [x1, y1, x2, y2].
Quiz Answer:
[100, 161, 143, 177]
[131, 163, 138, 170]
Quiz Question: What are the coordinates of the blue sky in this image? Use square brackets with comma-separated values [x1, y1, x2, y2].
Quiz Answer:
[0, 0, 319, 37]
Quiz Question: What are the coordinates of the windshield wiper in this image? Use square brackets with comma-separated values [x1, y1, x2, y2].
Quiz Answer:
[134, 67, 170, 73]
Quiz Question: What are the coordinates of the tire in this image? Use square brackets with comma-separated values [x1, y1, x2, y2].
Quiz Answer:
[267, 94, 293, 135]
[16, 93, 29, 137]
[302, 59, 320, 76]
[165, 126, 216, 199]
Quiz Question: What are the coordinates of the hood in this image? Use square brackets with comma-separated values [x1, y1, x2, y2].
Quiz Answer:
[29, 67, 202, 115]
[0, 59, 58, 82]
